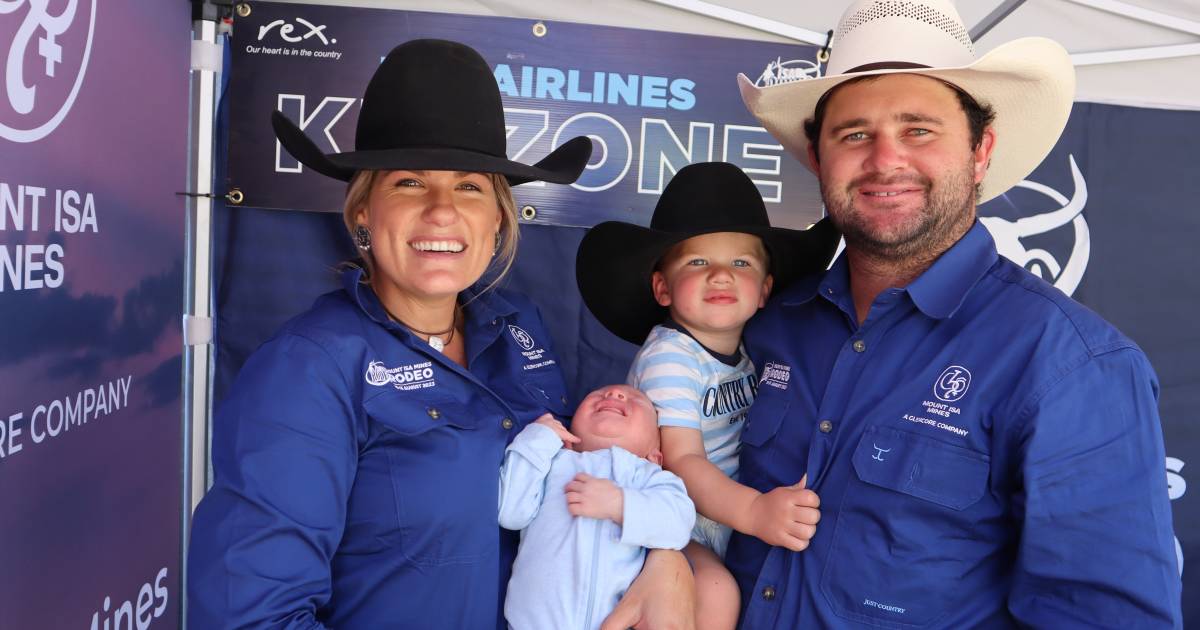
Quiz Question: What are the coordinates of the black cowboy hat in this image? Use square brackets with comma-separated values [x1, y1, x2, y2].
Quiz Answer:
[576, 162, 840, 345]
[271, 38, 592, 185]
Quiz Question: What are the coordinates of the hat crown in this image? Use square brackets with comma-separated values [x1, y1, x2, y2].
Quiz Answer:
[650, 163, 769, 232]
[827, 0, 975, 75]
[354, 39, 506, 158]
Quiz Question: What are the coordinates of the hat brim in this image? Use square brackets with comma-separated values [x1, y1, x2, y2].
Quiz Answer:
[576, 217, 840, 345]
[738, 37, 1075, 202]
[271, 110, 592, 186]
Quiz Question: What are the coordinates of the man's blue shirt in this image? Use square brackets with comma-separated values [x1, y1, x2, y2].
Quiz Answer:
[730, 221, 1181, 628]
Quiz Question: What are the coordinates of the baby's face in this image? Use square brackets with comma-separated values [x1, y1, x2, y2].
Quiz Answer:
[570, 385, 660, 460]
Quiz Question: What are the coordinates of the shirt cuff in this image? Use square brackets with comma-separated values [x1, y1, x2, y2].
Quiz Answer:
[509, 422, 565, 471]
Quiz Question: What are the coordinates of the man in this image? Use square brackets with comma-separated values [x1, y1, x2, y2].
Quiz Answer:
[727, 0, 1182, 627]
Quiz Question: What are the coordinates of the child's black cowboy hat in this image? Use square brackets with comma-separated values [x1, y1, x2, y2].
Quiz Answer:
[576, 162, 839, 345]
[271, 38, 592, 185]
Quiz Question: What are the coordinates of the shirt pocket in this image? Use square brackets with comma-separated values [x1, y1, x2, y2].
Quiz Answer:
[359, 392, 499, 566]
[522, 373, 572, 420]
[820, 425, 990, 628]
[736, 391, 790, 490]
[741, 391, 788, 448]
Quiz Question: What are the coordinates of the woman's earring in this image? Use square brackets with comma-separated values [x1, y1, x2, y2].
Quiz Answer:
[354, 225, 372, 251]
[493, 232, 501, 257]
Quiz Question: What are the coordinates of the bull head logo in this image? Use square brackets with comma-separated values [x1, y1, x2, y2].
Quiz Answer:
[980, 155, 1089, 296]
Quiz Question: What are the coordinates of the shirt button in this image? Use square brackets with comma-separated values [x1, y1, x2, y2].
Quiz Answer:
[825, 287, 834, 295]
[427, 408, 441, 420]
[560, 396, 568, 405]
[819, 420, 833, 433]
[852, 339, 866, 353]
[761, 586, 776, 601]
[501, 417, 514, 430]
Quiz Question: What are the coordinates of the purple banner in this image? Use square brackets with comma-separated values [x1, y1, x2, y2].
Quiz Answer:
[0, 1, 190, 628]
[225, 2, 825, 229]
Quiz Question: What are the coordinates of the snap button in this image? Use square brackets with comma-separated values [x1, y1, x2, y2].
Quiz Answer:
[427, 408, 441, 420]
[819, 420, 833, 433]
[852, 339, 866, 353]
[501, 417, 514, 430]
[761, 586, 776, 601]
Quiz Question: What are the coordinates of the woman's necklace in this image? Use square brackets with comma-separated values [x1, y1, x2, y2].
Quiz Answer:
[384, 304, 458, 352]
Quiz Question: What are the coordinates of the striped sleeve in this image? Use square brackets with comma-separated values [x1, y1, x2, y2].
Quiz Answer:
[628, 335, 705, 431]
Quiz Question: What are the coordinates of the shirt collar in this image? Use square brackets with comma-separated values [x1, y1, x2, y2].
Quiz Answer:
[779, 220, 997, 320]
[781, 254, 852, 314]
[904, 220, 998, 319]
[340, 267, 519, 329]
[660, 318, 744, 367]
[780, 261, 837, 307]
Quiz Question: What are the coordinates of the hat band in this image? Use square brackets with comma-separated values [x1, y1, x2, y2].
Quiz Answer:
[844, 61, 932, 74]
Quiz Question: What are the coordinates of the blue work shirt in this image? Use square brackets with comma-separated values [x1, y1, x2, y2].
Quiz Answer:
[729, 221, 1181, 628]
[188, 268, 572, 629]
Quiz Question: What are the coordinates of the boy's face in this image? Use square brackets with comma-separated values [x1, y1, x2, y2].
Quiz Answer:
[651, 232, 773, 344]
[571, 385, 662, 463]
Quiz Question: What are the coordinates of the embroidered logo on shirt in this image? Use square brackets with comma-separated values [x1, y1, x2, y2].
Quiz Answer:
[760, 362, 791, 391]
[902, 368, 972, 438]
[871, 444, 891, 462]
[507, 325, 556, 371]
[863, 598, 906, 614]
[364, 360, 436, 391]
[508, 325, 535, 350]
[934, 365, 971, 402]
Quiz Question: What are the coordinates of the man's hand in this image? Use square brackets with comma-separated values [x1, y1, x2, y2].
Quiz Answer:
[601, 548, 696, 630]
[534, 413, 580, 448]
[565, 473, 624, 524]
[748, 474, 821, 551]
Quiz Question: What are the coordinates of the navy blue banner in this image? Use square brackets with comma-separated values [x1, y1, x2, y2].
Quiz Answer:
[225, 2, 825, 229]
[981, 105, 1198, 618]
[216, 4, 1197, 625]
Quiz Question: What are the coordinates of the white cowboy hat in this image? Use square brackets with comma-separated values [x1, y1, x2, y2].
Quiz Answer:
[738, 0, 1075, 202]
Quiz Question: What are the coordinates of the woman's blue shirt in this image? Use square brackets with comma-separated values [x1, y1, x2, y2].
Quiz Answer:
[188, 268, 571, 629]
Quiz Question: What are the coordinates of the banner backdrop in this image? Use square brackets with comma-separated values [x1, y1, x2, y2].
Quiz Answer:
[0, 2, 190, 629]
[216, 3, 1197, 624]
[224, 1, 824, 229]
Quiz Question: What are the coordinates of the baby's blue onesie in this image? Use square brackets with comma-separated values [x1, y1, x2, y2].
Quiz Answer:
[499, 422, 695, 630]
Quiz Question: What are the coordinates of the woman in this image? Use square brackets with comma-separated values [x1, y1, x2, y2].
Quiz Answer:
[188, 39, 693, 629]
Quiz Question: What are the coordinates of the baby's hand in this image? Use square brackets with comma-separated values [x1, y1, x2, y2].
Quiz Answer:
[534, 413, 581, 448]
[565, 473, 624, 524]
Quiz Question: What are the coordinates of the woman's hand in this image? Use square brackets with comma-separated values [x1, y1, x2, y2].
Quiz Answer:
[601, 548, 696, 630]
[534, 413, 580, 448]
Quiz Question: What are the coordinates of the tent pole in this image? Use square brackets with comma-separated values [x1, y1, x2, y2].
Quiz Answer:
[1072, 42, 1200, 65]
[182, 1, 228, 625]
[1061, 0, 1200, 36]
[970, 0, 1026, 41]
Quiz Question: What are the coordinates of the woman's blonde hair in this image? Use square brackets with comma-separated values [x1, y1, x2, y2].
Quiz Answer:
[341, 170, 521, 294]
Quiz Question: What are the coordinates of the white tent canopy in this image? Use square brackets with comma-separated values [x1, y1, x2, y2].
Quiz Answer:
[280, 0, 1200, 111]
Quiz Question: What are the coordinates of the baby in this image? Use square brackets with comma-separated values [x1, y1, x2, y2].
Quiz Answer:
[499, 384, 695, 630]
